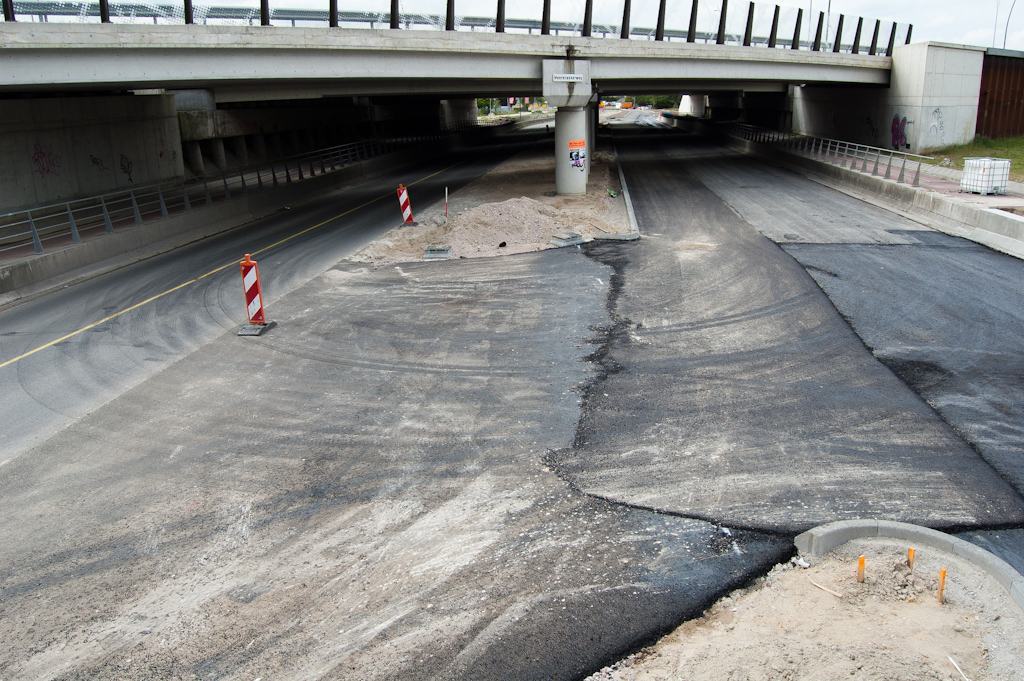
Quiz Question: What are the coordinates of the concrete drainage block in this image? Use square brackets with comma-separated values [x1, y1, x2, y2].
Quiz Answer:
[550, 232, 584, 248]
[238, 321, 277, 336]
[423, 245, 453, 261]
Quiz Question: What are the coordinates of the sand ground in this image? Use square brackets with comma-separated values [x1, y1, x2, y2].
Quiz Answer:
[585, 537, 1023, 681]
[350, 145, 630, 263]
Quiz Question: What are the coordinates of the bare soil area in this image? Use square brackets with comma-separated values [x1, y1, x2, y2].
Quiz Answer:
[586, 537, 1023, 681]
[350, 146, 630, 263]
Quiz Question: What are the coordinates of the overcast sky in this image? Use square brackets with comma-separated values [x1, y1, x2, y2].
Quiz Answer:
[418, 1, 1020, 50]
[254, 0, 1020, 51]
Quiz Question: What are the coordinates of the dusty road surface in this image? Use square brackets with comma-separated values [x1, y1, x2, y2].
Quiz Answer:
[2, 126, 1023, 680]
[552, 130, 1024, 534]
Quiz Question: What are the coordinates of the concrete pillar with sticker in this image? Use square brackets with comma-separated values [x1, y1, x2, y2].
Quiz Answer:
[543, 58, 593, 195]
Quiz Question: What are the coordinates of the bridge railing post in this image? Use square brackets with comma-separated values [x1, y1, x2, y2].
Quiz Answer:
[541, 0, 551, 35]
[768, 5, 779, 47]
[716, 0, 727, 44]
[27, 212, 43, 254]
[329, 0, 337, 27]
[496, 0, 506, 33]
[791, 8, 802, 49]
[655, 0, 666, 40]
[743, 1, 754, 47]
[184, 0, 193, 24]
[67, 204, 81, 243]
[813, 11, 824, 51]
[687, 0, 698, 43]
[869, 19, 880, 55]
[390, 0, 399, 29]
[832, 14, 844, 53]
[260, 0, 269, 26]
[851, 16, 863, 54]
[620, 0, 631, 39]
[886, 21, 897, 56]
[2, 0, 15, 22]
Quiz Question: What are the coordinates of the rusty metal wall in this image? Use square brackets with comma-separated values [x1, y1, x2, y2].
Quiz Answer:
[977, 52, 1024, 139]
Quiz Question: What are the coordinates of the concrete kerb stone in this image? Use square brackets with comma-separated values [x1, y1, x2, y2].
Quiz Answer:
[596, 141, 641, 242]
[794, 519, 1024, 613]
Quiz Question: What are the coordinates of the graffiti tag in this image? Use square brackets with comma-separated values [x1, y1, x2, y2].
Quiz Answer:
[930, 108, 946, 145]
[891, 115, 911, 150]
[31, 144, 62, 178]
[120, 153, 134, 182]
[89, 154, 108, 172]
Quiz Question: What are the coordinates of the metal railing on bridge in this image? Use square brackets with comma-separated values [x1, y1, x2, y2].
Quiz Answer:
[731, 123, 934, 187]
[0, 123, 481, 259]
[2, 0, 913, 56]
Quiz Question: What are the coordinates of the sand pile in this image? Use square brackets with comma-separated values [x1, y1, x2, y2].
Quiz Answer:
[586, 537, 1023, 681]
[350, 148, 630, 264]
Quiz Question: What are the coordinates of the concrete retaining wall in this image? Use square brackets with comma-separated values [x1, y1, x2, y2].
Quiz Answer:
[0, 128, 492, 305]
[792, 42, 985, 152]
[0, 94, 184, 211]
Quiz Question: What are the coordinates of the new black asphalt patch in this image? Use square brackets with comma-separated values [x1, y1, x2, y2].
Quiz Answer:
[550, 135, 1024, 535]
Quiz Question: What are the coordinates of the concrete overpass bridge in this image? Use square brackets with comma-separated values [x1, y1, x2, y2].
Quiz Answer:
[0, 0, 963, 205]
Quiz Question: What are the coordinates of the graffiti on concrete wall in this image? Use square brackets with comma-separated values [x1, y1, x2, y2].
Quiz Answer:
[891, 115, 912, 150]
[31, 144, 62, 178]
[865, 117, 880, 144]
[89, 154, 108, 172]
[119, 153, 134, 182]
[929, 108, 946, 147]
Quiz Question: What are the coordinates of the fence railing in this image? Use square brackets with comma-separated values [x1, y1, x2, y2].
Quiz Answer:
[0, 123, 482, 258]
[2, 0, 913, 56]
[731, 123, 934, 187]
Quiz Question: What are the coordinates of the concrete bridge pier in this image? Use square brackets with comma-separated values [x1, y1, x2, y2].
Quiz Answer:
[555, 106, 588, 194]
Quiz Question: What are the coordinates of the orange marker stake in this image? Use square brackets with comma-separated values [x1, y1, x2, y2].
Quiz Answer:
[857, 555, 866, 583]
[938, 568, 947, 604]
[908, 548, 916, 571]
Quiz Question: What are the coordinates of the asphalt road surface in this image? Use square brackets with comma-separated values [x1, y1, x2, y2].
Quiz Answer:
[553, 130, 1024, 536]
[2, 127, 1022, 680]
[0, 135, 538, 461]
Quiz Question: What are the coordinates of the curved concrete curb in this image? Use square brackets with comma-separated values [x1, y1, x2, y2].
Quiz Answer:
[795, 520, 1024, 613]
[603, 141, 641, 242]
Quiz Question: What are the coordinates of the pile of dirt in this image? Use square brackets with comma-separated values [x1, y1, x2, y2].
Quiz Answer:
[586, 537, 1023, 680]
[350, 148, 630, 264]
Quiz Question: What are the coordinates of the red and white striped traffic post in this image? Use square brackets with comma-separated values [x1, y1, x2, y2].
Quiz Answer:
[397, 183, 415, 224]
[238, 253, 271, 335]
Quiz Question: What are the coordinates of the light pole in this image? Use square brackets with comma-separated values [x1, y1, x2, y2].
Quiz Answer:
[995, 0, 1002, 46]
[1005, 0, 1018, 47]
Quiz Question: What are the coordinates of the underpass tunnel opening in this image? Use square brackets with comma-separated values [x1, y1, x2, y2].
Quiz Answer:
[175, 93, 481, 178]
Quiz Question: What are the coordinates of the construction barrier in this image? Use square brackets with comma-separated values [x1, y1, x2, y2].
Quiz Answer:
[397, 183, 414, 224]
[240, 253, 266, 325]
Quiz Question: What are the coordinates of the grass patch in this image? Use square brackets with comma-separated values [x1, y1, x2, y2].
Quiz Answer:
[928, 134, 1024, 182]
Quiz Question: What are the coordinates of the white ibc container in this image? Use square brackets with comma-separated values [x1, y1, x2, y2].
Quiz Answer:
[960, 157, 1011, 195]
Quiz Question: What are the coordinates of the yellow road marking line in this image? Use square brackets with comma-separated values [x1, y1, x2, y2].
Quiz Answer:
[0, 161, 462, 370]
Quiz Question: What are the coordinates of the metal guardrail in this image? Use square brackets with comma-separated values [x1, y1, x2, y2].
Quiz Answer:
[0, 123, 482, 257]
[731, 123, 934, 187]
[2, 0, 913, 56]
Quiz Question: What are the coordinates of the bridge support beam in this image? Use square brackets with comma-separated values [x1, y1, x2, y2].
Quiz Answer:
[555, 106, 588, 195]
